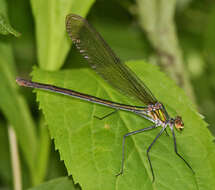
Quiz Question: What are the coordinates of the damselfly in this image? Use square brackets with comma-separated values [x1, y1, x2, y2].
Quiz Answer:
[16, 14, 194, 182]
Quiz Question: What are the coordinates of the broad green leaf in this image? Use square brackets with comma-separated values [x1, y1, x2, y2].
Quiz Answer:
[0, 41, 37, 184]
[32, 60, 215, 190]
[0, 0, 20, 37]
[30, 0, 95, 70]
[29, 177, 78, 190]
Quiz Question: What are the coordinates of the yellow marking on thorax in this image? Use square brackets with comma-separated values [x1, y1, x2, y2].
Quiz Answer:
[155, 109, 167, 122]
[148, 109, 167, 122]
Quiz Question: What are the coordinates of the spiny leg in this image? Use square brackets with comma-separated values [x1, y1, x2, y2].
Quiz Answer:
[94, 109, 117, 120]
[147, 127, 166, 182]
[116, 125, 157, 177]
[170, 127, 195, 174]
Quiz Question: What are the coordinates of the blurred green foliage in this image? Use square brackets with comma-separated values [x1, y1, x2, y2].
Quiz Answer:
[1, 0, 215, 189]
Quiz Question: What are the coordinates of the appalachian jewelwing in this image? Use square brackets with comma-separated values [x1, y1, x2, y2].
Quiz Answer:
[16, 14, 194, 181]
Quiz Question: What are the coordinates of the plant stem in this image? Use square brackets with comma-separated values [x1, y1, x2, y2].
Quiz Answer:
[136, 0, 196, 104]
[8, 126, 22, 190]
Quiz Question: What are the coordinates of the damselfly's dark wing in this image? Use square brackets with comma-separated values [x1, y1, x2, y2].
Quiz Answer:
[66, 14, 157, 105]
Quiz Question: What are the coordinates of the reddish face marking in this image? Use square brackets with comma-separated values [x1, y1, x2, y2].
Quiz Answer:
[174, 116, 184, 131]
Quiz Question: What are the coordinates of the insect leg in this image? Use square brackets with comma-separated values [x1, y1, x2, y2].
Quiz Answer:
[170, 127, 195, 174]
[94, 109, 118, 120]
[116, 125, 157, 177]
[147, 126, 166, 182]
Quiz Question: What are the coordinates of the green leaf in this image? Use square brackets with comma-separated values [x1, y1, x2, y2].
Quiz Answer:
[0, 121, 12, 187]
[0, 14, 21, 37]
[32, 60, 215, 190]
[34, 117, 51, 185]
[0, 41, 37, 184]
[30, 0, 95, 70]
[0, 0, 20, 37]
[28, 177, 78, 190]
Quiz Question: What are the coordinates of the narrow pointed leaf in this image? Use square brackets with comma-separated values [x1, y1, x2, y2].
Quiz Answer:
[0, 0, 20, 37]
[30, 0, 95, 70]
[0, 14, 21, 37]
[0, 41, 37, 182]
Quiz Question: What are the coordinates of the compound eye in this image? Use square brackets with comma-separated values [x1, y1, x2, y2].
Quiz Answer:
[175, 116, 184, 131]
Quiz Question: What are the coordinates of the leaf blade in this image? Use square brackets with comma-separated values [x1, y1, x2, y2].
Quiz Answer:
[0, 41, 37, 183]
[30, 0, 95, 70]
[28, 177, 78, 190]
[0, 0, 20, 37]
[32, 60, 215, 190]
